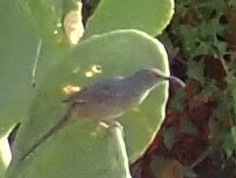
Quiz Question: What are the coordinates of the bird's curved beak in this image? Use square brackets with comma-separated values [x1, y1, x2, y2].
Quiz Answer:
[165, 76, 186, 87]
[151, 68, 186, 87]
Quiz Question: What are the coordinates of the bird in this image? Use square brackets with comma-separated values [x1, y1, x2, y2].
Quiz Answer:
[20, 68, 185, 160]
[66, 68, 185, 122]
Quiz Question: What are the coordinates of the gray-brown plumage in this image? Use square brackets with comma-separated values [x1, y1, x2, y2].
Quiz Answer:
[21, 68, 185, 160]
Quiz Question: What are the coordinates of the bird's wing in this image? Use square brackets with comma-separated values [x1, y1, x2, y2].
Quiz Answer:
[63, 77, 124, 104]
[86, 78, 122, 102]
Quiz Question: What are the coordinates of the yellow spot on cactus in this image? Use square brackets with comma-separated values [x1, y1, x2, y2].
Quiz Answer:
[64, 2, 84, 45]
[63, 85, 81, 95]
[85, 71, 94, 77]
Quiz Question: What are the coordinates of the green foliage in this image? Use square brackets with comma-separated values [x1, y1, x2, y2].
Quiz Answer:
[11, 30, 170, 168]
[8, 120, 132, 178]
[186, 59, 204, 83]
[181, 118, 199, 136]
[19, 0, 66, 43]
[84, 0, 174, 37]
[0, 0, 175, 177]
[150, 156, 184, 178]
[221, 126, 236, 158]
[173, 0, 231, 58]
[171, 0, 236, 164]
[0, 0, 38, 136]
[162, 127, 176, 150]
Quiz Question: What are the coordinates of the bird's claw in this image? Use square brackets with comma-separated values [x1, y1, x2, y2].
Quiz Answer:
[99, 121, 123, 130]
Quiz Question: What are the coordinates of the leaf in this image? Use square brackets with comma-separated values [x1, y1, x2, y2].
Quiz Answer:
[181, 118, 199, 136]
[192, 42, 211, 56]
[171, 88, 186, 110]
[229, 77, 236, 121]
[0, 0, 38, 136]
[8, 30, 170, 178]
[19, 0, 66, 43]
[163, 127, 177, 150]
[183, 166, 197, 178]
[84, 0, 174, 37]
[221, 126, 236, 158]
[150, 156, 184, 178]
[214, 41, 227, 55]
[187, 60, 205, 83]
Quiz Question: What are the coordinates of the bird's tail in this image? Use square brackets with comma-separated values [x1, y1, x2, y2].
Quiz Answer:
[20, 105, 74, 161]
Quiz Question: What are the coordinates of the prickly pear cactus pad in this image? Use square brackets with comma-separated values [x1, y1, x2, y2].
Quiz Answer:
[7, 30, 170, 178]
[1, 0, 174, 177]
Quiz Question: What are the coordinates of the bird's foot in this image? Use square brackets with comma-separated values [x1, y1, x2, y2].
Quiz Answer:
[99, 121, 123, 131]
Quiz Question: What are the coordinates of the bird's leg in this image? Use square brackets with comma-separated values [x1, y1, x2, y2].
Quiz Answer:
[99, 121, 124, 138]
[19, 105, 75, 161]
